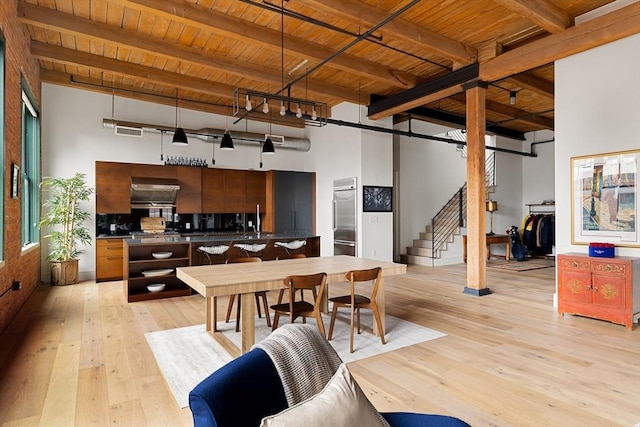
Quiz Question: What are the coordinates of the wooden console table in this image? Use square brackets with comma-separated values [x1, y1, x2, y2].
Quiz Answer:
[463, 234, 510, 262]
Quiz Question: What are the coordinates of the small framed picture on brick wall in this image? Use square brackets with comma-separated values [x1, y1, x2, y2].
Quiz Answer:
[11, 164, 19, 199]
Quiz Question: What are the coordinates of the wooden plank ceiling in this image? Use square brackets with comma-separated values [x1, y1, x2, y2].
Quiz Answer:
[17, 0, 639, 135]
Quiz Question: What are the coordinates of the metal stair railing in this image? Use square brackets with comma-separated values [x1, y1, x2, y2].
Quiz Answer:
[431, 185, 467, 259]
[430, 152, 496, 260]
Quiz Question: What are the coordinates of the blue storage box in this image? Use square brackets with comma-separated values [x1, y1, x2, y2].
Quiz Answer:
[588, 243, 615, 258]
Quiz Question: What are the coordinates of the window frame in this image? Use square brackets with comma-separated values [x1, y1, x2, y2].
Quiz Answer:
[21, 84, 40, 248]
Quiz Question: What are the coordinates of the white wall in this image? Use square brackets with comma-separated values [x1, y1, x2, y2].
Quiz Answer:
[361, 128, 394, 262]
[41, 85, 395, 280]
[306, 103, 394, 262]
[555, 34, 640, 259]
[41, 84, 311, 280]
[395, 120, 467, 264]
[522, 130, 555, 217]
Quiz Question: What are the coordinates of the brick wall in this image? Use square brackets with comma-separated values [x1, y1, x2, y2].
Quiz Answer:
[0, 1, 42, 335]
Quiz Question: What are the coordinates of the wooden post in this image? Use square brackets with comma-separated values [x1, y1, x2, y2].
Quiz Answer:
[463, 81, 491, 296]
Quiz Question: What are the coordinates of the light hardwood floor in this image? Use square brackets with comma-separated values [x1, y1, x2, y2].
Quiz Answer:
[0, 263, 638, 426]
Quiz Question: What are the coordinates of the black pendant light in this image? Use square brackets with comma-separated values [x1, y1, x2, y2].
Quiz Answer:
[263, 117, 275, 155]
[220, 102, 234, 150]
[262, 136, 275, 154]
[172, 127, 188, 146]
[220, 130, 234, 150]
[172, 89, 188, 146]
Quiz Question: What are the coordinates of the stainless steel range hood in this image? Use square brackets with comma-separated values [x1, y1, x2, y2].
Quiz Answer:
[130, 177, 180, 209]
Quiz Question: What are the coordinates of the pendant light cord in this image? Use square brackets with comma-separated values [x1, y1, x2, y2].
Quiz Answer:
[175, 88, 179, 128]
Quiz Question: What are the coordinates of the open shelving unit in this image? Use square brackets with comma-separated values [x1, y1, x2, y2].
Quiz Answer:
[123, 240, 192, 302]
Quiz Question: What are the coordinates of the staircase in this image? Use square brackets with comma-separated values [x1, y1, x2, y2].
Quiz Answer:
[401, 152, 496, 266]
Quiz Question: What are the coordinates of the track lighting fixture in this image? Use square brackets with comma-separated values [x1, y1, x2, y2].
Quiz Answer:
[232, 88, 328, 126]
[509, 91, 517, 105]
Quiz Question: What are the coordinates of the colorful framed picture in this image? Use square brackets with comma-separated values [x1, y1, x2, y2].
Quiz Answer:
[571, 149, 639, 247]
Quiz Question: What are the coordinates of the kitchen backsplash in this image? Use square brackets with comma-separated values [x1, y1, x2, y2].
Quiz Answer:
[96, 211, 259, 236]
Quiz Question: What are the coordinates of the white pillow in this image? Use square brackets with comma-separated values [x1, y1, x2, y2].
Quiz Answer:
[260, 363, 389, 427]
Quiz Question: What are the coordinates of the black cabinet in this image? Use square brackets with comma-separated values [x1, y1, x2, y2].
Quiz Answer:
[273, 171, 314, 234]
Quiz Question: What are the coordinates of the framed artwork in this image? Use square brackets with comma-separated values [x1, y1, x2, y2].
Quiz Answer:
[11, 164, 19, 199]
[571, 149, 639, 247]
[363, 186, 392, 212]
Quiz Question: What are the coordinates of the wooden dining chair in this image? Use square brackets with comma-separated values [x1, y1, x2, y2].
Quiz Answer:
[274, 254, 307, 305]
[270, 272, 327, 337]
[225, 257, 271, 332]
[327, 267, 385, 353]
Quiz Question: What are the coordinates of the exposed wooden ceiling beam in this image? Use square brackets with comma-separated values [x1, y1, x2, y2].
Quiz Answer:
[449, 93, 554, 129]
[40, 69, 306, 128]
[31, 42, 235, 97]
[508, 73, 554, 98]
[481, 3, 640, 82]
[302, 0, 477, 65]
[17, 2, 363, 104]
[492, 0, 574, 33]
[109, 0, 420, 88]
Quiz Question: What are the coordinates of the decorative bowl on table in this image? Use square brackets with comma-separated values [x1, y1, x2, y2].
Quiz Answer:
[152, 251, 173, 259]
[147, 283, 166, 293]
[141, 268, 173, 277]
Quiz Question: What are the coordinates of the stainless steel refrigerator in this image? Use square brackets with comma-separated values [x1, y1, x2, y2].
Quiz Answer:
[333, 178, 357, 256]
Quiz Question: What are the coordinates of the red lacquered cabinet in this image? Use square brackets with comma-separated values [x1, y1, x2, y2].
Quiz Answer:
[558, 253, 640, 329]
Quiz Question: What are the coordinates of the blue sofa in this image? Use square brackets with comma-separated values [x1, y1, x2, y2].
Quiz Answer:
[189, 325, 470, 427]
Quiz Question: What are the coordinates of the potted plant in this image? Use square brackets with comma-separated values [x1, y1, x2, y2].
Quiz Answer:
[39, 173, 94, 285]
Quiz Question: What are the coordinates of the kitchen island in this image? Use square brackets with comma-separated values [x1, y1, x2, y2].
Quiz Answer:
[122, 234, 319, 302]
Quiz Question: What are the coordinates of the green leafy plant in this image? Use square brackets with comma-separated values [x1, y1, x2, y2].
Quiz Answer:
[39, 173, 94, 262]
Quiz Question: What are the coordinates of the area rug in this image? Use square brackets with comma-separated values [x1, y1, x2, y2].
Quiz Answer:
[487, 257, 555, 271]
[145, 312, 446, 408]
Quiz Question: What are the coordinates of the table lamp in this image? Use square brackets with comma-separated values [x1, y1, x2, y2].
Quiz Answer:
[486, 200, 498, 235]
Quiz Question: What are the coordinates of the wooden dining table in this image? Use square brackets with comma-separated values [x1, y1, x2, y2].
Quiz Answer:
[176, 255, 407, 354]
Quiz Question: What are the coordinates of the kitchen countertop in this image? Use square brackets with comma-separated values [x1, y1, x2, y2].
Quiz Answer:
[121, 233, 317, 245]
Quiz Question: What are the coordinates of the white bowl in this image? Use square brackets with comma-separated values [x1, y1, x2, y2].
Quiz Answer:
[147, 283, 166, 293]
[152, 252, 173, 259]
[141, 268, 173, 277]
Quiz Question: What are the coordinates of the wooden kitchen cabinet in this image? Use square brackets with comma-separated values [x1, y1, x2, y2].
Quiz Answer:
[557, 253, 640, 329]
[201, 169, 265, 213]
[95, 162, 132, 213]
[176, 166, 202, 213]
[96, 161, 177, 213]
[96, 238, 125, 282]
[245, 170, 266, 211]
[223, 169, 246, 212]
[202, 168, 225, 212]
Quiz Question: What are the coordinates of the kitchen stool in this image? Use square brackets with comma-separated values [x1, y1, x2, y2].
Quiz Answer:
[197, 245, 230, 332]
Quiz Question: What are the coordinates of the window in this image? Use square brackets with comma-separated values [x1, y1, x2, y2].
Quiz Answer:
[0, 34, 4, 259]
[21, 87, 40, 247]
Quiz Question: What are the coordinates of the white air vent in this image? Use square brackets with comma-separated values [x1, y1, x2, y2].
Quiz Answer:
[115, 125, 143, 138]
[266, 134, 285, 146]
